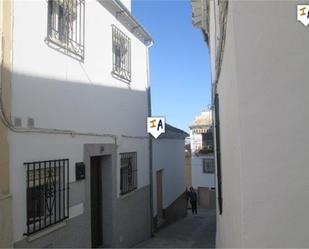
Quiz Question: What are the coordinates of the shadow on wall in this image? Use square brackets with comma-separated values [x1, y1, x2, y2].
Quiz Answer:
[154, 190, 188, 230]
[0, 67, 151, 248]
[163, 190, 188, 223]
[8, 69, 149, 136]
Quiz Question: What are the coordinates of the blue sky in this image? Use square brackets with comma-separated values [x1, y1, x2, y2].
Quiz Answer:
[132, 0, 211, 132]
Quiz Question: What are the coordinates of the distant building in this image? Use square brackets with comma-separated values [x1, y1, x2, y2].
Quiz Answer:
[189, 109, 215, 208]
[152, 124, 188, 228]
[189, 109, 215, 189]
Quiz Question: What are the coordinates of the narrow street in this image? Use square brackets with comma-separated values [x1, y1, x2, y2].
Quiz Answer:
[134, 208, 216, 248]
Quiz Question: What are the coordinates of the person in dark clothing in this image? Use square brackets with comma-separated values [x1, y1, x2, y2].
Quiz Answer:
[188, 187, 197, 214]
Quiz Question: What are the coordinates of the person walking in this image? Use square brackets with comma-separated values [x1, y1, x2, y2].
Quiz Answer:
[189, 187, 197, 214]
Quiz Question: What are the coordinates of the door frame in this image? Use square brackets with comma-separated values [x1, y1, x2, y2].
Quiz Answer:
[84, 144, 117, 248]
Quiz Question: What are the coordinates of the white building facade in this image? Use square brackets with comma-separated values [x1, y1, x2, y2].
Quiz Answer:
[189, 110, 215, 190]
[193, 0, 309, 247]
[2, 0, 153, 247]
[152, 124, 188, 227]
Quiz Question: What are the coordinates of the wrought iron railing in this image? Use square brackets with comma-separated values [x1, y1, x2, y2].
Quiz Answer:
[120, 152, 137, 195]
[47, 0, 85, 60]
[112, 25, 131, 82]
[24, 159, 69, 235]
[203, 158, 215, 173]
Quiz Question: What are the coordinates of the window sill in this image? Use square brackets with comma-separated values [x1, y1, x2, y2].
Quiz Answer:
[119, 188, 138, 199]
[0, 193, 12, 201]
[111, 71, 131, 84]
[27, 220, 67, 242]
[45, 37, 84, 61]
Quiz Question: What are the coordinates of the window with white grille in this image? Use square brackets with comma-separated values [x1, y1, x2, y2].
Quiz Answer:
[47, 0, 85, 60]
[112, 25, 131, 83]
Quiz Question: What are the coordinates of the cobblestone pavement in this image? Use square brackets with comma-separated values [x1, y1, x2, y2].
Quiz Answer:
[134, 208, 216, 248]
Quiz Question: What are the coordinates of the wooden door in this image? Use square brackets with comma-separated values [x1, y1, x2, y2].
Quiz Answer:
[156, 170, 163, 220]
[91, 156, 103, 248]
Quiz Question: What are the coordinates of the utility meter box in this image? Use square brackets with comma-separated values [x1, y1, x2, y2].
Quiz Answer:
[75, 162, 85, 180]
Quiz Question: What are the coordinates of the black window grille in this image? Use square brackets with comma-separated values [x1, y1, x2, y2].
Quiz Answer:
[47, 0, 85, 60]
[112, 25, 131, 83]
[203, 159, 215, 173]
[214, 94, 223, 214]
[24, 159, 69, 236]
[120, 152, 137, 195]
[202, 128, 214, 149]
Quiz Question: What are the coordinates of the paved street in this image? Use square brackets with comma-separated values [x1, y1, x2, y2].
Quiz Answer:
[134, 208, 216, 248]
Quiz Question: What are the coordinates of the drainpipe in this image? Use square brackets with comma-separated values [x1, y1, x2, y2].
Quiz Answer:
[146, 40, 154, 237]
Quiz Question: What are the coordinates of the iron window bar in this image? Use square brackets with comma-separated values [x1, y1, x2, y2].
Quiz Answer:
[120, 152, 137, 195]
[112, 25, 131, 83]
[47, 0, 85, 60]
[24, 159, 69, 236]
[202, 159, 215, 174]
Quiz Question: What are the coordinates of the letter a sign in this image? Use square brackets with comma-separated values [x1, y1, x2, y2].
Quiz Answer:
[147, 117, 165, 139]
[297, 5, 309, 26]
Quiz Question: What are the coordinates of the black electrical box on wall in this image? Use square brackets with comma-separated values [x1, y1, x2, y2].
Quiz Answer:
[75, 162, 85, 180]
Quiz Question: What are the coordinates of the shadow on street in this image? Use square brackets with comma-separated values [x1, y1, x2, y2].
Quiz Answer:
[134, 208, 216, 248]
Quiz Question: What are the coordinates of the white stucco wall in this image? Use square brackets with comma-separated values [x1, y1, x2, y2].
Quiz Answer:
[10, 0, 150, 242]
[189, 129, 215, 190]
[191, 155, 215, 189]
[152, 139, 186, 216]
[208, 0, 243, 247]
[189, 130, 202, 153]
[210, 0, 309, 247]
[234, 1, 309, 247]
